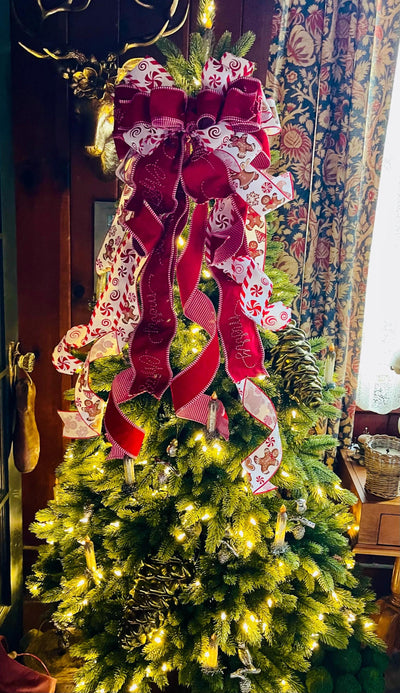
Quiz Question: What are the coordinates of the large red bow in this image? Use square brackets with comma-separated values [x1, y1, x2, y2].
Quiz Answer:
[53, 53, 294, 494]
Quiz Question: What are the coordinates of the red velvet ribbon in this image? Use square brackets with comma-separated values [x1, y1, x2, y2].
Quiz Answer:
[105, 75, 271, 459]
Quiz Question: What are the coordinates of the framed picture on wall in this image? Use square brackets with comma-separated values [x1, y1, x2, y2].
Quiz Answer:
[93, 200, 117, 283]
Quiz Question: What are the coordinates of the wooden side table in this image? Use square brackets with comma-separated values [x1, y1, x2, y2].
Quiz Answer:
[338, 448, 400, 650]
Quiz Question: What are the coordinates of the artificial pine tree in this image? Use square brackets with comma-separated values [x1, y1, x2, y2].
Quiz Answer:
[29, 6, 382, 693]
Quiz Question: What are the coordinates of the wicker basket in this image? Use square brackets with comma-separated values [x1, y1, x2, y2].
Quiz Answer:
[364, 435, 400, 499]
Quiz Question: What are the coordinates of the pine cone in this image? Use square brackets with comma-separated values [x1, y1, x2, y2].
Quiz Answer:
[269, 327, 323, 408]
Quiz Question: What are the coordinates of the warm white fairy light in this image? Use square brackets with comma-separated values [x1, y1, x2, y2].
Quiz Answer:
[145, 667, 152, 676]
[177, 236, 185, 248]
[110, 521, 120, 528]
[129, 685, 138, 692]
[185, 504, 194, 511]
[194, 580, 201, 587]
[267, 598, 273, 608]
[177, 532, 186, 541]
[154, 636, 162, 644]
[65, 527, 74, 534]
[291, 410, 297, 419]
[364, 620, 374, 629]
[161, 663, 168, 672]
[221, 611, 227, 620]
[238, 530, 244, 538]
[202, 513, 210, 521]
[192, 327, 200, 334]
[250, 614, 256, 622]
[331, 591, 338, 600]
[335, 484, 341, 490]
[202, 444, 208, 452]
[318, 613, 324, 621]
[82, 599, 88, 606]
[242, 622, 249, 632]
[213, 442, 222, 453]
[202, 269, 211, 278]
[193, 77, 201, 86]
[257, 374, 266, 381]
[113, 568, 122, 577]
[246, 540, 253, 549]
[79, 516, 89, 524]
[249, 517, 257, 526]
[194, 432, 203, 441]
[347, 612, 356, 622]
[77, 578, 86, 587]
[312, 569, 320, 577]
[316, 487, 323, 497]
[311, 641, 319, 650]
[281, 470, 290, 478]
[192, 347, 199, 354]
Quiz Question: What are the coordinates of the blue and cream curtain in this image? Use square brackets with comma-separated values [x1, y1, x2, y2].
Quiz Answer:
[266, 0, 400, 444]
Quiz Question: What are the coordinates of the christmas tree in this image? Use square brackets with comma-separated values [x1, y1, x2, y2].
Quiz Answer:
[29, 5, 381, 693]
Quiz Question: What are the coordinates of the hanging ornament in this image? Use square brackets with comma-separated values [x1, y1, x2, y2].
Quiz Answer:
[268, 326, 323, 408]
[201, 634, 219, 673]
[122, 557, 192, 647]
[296, 498, 307, 514]
[324, 344, 336, 386]
[218, 540, 239, 564]
[239, 679, 252, 693]
[167, 439, 178, 457]
[123, 455, 135, 486]
[231, 642, 261, 691]
[292, 524, 305, 540]
[271, 505, 288, 555]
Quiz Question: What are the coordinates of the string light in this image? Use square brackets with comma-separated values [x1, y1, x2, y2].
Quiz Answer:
[65, 527, 74, 534]
[281, 470, 290, 478]
[250, 614, 256, 622]
[161, 663, 168, 672]
[311, 641, 319, 650]
[145, 667, 152, 676]
[202, 513, 210, 521]
[113, 568, 122, 577]
[194, 580, 201, 587]
[77, 578, 86, 587]
[213, 442, 222, 453]
[82, 599, 88, 606]
[238, 530, 244, 538]
[202, 269, 211, 278]
[192, 347, 199, 354]
[267, 598, 273, 608]
[347, 612, 356, 623]
[318, 614, 324, 621]
[242, 622, 249, 632]
[331, 591, 338, 600]
[129, 685, 138, 692]
[221, 611, 227, 620]
[185, 504, 194, 511]
[192, 327, 201, 334]
[110, 521, 120, 528]
[312, 569, 320, 577]
[177, 532, 186, 541]
[364, 621, 374, 629]
[154, 636, 162, 644]
[202, 445, 208, 452]
[194, 432, 203, 441]
[193, 77, 201, 87]
[246, 540, 253, 549]
[177, 236, 185, 248]
[249, 517, 257, 526]
[316, 487, 323, 497]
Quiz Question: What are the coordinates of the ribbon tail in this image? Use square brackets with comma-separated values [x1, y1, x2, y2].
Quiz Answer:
[171, 203, 228, 437]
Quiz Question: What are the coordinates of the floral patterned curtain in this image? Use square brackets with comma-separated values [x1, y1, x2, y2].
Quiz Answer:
[266, 0, 400, 445]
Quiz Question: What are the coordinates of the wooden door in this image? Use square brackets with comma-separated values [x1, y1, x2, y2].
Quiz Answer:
[0, 1, 23, 642]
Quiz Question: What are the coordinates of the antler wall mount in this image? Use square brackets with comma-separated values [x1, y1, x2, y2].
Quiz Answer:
[13, 0, 190, 100]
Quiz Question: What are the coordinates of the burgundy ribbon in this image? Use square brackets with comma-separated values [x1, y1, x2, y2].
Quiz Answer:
[104, 68, 275, 459]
